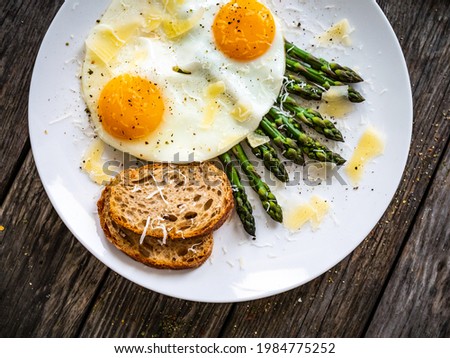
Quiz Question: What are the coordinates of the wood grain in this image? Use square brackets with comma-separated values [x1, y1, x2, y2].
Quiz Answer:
[78, 273, 232, 338]
[0, 0, 64, 203]
[366, 145, 450, 337]
[0, 153, 108, 337]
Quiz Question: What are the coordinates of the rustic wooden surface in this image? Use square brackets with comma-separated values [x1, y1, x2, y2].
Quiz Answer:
[1, 0, 449, 338]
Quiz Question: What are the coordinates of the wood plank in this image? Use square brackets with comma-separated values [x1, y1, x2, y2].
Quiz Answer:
[0, 153, 108, 337]
[219, 0, 450, 337]
[78, 273, 232, 338]
[0, 0, 63, 202]
[366, 144, 450, 337]
[376, 0, 427, 49]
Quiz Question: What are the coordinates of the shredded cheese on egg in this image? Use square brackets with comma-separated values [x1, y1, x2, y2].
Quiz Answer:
[86, 23, 139, 64]
[231, 102, 253, 122]
[162, 0, 186, 15]
[162, 8, 205, 39]
[202, 81, 226, 128]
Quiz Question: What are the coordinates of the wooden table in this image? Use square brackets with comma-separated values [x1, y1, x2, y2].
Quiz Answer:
[1, 0, 449, 338]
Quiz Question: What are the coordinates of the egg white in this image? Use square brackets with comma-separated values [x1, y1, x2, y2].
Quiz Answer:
[82, 0, 286, 162]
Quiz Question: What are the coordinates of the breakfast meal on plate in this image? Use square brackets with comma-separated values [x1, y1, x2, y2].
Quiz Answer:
[79, 0, 378, 269]
[81, 0, 286, 162]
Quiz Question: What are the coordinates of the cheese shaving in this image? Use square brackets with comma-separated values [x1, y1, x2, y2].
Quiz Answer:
[231, 102, 253, 122]
[86, 23, 138, 64]
[131, 185, 142, 193]
[81, 139, 114, 185]
[163, 0, 186, 15]
[317, 19, 353, 46]
[147, 173, 169, 205]
[146, 216, 169, 245]
[188, 242, 202, 254]
[174, 228, 187, 239]
[145, 190, 161, 199]
[155, 223, 169, 245]
[142, 12, 163, 33]
[247, 132, 270, 148]
[49, 113, 72, 125]
[345, 126, 385, 186]
[202, 81, 226, 128]
[319, 85, 353, 118]
[139, 216, 151, 244]
[322, 85, 348, 101]
[284, 195, 331, 231]
[162, 8, 205, 39]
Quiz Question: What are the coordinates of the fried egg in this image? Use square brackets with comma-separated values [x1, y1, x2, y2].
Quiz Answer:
[81, 0, 285, 162]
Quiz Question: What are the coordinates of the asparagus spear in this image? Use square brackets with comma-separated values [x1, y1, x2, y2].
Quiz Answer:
[219, 152, 256, 237]
[248, 129, 289, 183]
[259, 117, 305, 166]
[284, 74, 324, 101]
[279, 97, 344, 142]
[285, 41, 364, 83]
[267, 109, 346, 165]
[231, 144, 283, 223]
[286, 56, 365, 103]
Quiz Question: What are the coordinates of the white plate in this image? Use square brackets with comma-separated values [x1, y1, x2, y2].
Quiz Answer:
[29, 0, 412, 303]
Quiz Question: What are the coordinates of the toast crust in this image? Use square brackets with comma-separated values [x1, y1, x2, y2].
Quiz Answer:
[106, 162, 234, 240]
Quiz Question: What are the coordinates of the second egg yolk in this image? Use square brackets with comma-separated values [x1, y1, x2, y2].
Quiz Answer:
[213, 0, 276, 62]
[98, 74, 165, 140]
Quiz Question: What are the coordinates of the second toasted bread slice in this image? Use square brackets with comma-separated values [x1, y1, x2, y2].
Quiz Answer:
[107, 162, 234, 240]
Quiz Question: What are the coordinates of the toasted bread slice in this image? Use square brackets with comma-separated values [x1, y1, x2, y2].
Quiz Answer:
[98, 187, 213, 270]
[106, 162, 233, 240]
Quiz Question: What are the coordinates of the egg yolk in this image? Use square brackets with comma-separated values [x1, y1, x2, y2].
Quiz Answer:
[98, 74, 164, 140]
[212, 0, 276, 62]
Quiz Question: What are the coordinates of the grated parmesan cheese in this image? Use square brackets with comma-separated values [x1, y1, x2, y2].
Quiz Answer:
[139, 216, 151, 245]
[147, 173, 169, 205]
